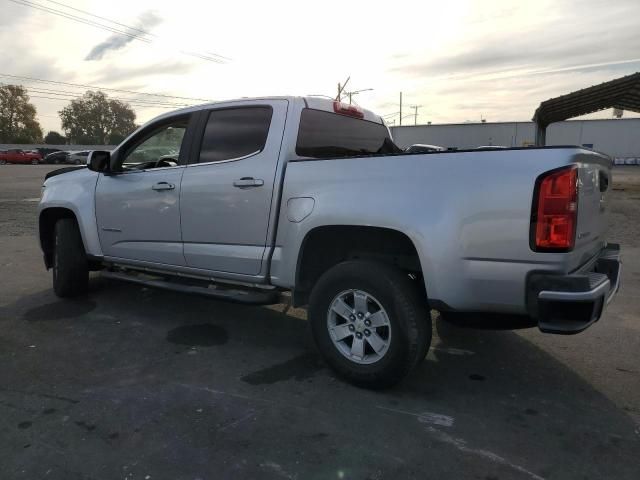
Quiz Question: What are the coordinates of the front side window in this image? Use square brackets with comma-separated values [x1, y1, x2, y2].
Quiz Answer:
[120, 119, 188, 171]
[296, 108, 398, 158]
[199, 107, 272, 163]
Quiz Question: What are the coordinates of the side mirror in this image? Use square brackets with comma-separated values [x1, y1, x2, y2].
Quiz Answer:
[87, 150, 111, 172]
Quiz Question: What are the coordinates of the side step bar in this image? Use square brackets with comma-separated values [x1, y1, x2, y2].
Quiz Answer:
[101, 271, 282, 305]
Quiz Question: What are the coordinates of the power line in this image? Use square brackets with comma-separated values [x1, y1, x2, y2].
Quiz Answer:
[45, 0, 231, 63]
[6, 0, 229, 63]
[29, 90, 191, 107]
[1, 82, 199, 108]
[7, 0, 154, 43]
[0, 73, 213, 102]
[344, 87, 373, 105]
[43, 0, 159, 38]
[0, 82, 191, 109]
[43, 0, 231, 62]
[2, 83, 194, 107]
[27, 94, 181, 109]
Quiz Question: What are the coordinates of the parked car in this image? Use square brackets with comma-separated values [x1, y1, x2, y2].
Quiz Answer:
[405, 144, 445, 153]
[38, 96, 621, 388]
[0, 149, 42, 164]
[44, 151, 71, 164]
[37, 147, 61, 159]
[68, 151, 91, 164]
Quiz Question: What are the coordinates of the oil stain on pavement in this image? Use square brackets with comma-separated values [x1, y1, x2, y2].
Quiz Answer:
[241, 353, 324, 385]
[166, 324, 228, 346]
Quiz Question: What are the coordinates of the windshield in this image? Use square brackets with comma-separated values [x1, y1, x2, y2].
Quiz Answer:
[296, 108, 401, 158]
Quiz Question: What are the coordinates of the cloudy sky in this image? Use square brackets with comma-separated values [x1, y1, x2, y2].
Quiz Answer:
[1, 0, 639, 133]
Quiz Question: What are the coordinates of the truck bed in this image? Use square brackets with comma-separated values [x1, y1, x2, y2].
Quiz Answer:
[273, 146, 611, 314]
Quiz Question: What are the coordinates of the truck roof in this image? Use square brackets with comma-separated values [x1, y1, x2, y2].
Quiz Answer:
[149, 96, 383, 125]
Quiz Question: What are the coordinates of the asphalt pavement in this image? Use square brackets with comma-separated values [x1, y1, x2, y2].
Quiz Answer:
[1, 164, 639, 480]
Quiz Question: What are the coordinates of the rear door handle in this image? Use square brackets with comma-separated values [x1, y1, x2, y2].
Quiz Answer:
[233, 177, 264, 188]
[152, 182, 175, 191]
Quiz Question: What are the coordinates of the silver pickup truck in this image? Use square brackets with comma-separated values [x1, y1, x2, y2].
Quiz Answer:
[38, 96, 621, 388]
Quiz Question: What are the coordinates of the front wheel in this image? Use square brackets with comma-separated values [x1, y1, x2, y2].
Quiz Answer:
[53, 218, 89, 297]
[309, 261, 431, 389]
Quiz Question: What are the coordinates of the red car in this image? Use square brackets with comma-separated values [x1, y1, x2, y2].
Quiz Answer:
[0, 149, 43, 165]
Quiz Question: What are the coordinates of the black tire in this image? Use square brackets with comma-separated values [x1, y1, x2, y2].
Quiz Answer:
[53, 218, 89, 297]
[309, 260, 431, 389]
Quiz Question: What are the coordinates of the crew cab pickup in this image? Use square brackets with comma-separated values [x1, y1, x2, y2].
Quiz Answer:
[38, 96, 621, 388]
[0, 149, 42, 164]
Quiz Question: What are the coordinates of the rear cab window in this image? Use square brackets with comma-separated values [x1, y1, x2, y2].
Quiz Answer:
[295, 108, 397, 159]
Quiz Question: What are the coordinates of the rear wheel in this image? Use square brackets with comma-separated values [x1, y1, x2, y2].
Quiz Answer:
[31, 159, 38, 165]
[53, 218, 89, 297]
[0, 159, 6, 165]
[309, 260, 431, 389]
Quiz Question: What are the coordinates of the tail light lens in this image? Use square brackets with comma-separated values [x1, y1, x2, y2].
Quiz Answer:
[532, 166, 578, 251]
[333, 101, 364, 118]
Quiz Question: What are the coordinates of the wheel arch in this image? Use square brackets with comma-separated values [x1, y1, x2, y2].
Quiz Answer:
[39, 207, 79, 269]
[293, 225, 426, 307]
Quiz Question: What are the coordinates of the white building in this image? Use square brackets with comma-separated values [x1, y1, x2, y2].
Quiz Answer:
[390, 118, 640, 160]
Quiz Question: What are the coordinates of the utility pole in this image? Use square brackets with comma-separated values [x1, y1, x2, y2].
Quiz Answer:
[399, 92, 403, 126]
[344, 88, 373, 105]
[409, 105, 422, 125]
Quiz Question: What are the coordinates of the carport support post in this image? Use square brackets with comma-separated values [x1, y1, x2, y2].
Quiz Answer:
[535, 123, 547, 146]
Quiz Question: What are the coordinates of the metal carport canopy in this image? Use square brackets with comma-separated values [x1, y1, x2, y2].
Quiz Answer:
[533, 72, 640, 145]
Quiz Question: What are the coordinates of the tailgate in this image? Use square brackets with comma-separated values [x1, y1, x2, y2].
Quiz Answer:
[570, 151, 612, 270]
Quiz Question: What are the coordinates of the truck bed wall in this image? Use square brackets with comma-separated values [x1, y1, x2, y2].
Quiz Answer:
[270, 147, 610, 314]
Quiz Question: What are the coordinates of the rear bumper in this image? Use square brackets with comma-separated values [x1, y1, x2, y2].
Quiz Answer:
[527, 243, 621, 334]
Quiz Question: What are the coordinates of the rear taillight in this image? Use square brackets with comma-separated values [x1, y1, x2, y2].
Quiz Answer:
[532, 166, 578, 251]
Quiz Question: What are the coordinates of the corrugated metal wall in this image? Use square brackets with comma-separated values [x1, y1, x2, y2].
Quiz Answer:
[390, 118, 640, 158]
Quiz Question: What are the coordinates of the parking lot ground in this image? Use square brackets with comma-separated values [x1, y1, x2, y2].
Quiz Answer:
[1, 164, 639, 480]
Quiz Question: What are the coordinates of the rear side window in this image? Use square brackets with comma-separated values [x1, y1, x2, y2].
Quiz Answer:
[199, 107, 272, 163]
[296, 108, 396, 158]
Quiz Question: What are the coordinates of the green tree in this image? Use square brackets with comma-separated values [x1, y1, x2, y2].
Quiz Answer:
[0, 85, 43, 143]
[44, 130, 67, 145]
[59, 91, 137, 144]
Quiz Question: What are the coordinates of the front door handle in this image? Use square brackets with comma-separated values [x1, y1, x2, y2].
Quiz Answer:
[152, 182, 175, 191]
[233, 177, 264, 188]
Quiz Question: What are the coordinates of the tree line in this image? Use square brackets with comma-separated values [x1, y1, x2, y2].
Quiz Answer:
[0, 84, 137, 145]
